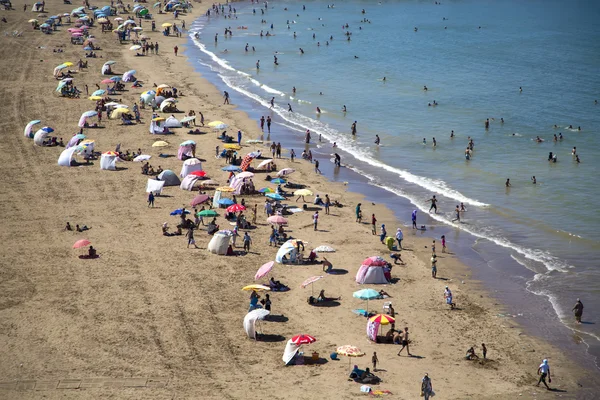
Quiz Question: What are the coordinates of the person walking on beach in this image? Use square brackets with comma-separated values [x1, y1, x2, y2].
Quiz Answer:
[372, 352, 379, 371]
[452, 205, 460, 223]
[237, 130, 242, 145]
[223, 90, 230, 105]
[371, 214, 377, 235]
[482, 343, 487, 359]
[421, 374, 433, 400]
[243, 232, 252, 253]
[147, 191, 155, 208]
[536, 359, 551, 390]
[572, 298, 584, 323]
[313, 211, 319, 231]
[260, 116, 265, 131]
[186, 228, 199, 249]
[380, 224, 387, 244]
[412, 210, 418, 229]
[314, 159, 321, 174]
[395, 228, 403, 249]
[428, 195, 438, 213]
[174, 45, 178, 56]
[441, 235, 446, 253]
[325, 194, 331, 214]
[356, 203, 362, 223]
[252, 204, 257, 225]
[397, 327, 411, 356]
[266, 116, 272, 133]
[305, 130, 311, 144]
[444, 286, 456, 309]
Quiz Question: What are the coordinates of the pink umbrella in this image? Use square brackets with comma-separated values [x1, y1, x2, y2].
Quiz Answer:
[101, 78, 113, 84]
[362, 256, 387, 267]
[73, 239, 91, 249]
[254, 261, 274, 280]
[226, 204, 246, 213]
[290, 334, 316, 345]
[267, 215, 288, 225]
[71, 32, 83, 36]
[67, 28, 82, 32]
[301, 275, 324, 288]
[191, 194, 210, 207]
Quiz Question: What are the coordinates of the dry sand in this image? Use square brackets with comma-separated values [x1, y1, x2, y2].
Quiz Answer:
[0, 1, 588, 399]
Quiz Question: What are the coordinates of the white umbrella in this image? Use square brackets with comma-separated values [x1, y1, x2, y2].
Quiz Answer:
[277, 168, 295, 177]
[314, 245, 336, 253]
[133, 154, 151, 162]
[257, 159, 274, 169]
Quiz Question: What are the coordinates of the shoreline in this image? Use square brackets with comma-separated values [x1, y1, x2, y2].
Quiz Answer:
[0, 1, 593, 399]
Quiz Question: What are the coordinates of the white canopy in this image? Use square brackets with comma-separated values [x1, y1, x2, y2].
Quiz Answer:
[164, 115, 182, 128]
[146, 179, 165, 194]
[57, 146, 79, 167]
[180, 158, 202, 178]
[33, 129, 49, 146]
[276, 241, 298, 264]
[282, 340, 301, 365]
[207, 231, 231, 255]
[243, 309, 270, 340]
[100, 153, 117, 170]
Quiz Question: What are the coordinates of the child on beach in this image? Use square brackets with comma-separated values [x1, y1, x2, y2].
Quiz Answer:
[372, 352, 379, 371]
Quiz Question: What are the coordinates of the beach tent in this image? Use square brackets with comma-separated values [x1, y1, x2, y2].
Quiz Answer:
[207, 230, 232, 255]
[24, 120, 41, 138]
[276, 240, 298, 264]
[180, 174, 200, 191]
[243, 309, 270, 340]
[164, 115, 182, 128]
[282, 340, 301, 365]
[366, 319, 380, 342]
[101, 62, 114, 75]
[146, 179, 165, 195]
[178, 141, 196, 160]
[157, 169, 181, 186]
[79, 111, 98, 128]
[180, 158, 202, 177]
[160, 100, 177, 113]
[355, 264, 388, 285]
[100, 153, 118, 170]
[57, 146, 80, 167]
[33, 129, 50, 146]
[32, 2, 43, 11]
[228, 174, 246, 195]
[149, 119, 170, 135]
[122, 69, 136, 82]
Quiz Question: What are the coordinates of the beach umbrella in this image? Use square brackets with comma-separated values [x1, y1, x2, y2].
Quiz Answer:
[191, 194, 210, 206]
[73, 239, 91, 249]
[97, 17, 108, 24]
[157, 84, 171, 89]
[362, 256, 387, 267]
[152, 117, 165, 122]
[114, 17, 123, 22]
[216, 186, 235, 192]
[124, 19, 136, 25]
[180, 139, 196, 146]
[71, 32, 83, 37]
[223, 144, 241, 151]
[257, 159, 274, 169]
[301, 275, 324, 295]
[110, 108, 131, 119]
[100, 79, 113, 84]
[221, 165, 242, 172]
[267, 215, 288, 225]
[91, 89, 105, 96]
[290, 334, 316, 345]
[266, 193, 285, 201]
[170, 208, 191, 216]
[259, 188, 274, 194]
[214, 123, 229, 130]
[162, 22, 173, 28]
[247, 139, 264, 144]
[129, 44, 142, 51]
[133, 155, 151, 162]
[237, 171, 255, 179]
[153, 1, 161, 7]
[55, 81, 68, 92]
[369, 314, 395, 325]
[40, 23, 51, 28]
[102, 151, 119, 156]
[226, 204, 246, 213]
[39, 126, 54, 133]
[110, 76, 122, 82]
[207, 120, 226, 128]
[152, 141, 169, 147]
[242, 284, 271, 292]
[254, 261, 275, 281]
[189, 170, 207, 178]
[336, 345, 365, 367]
[104, 60, 117, 66]
[270, 178, 286, 184]
[180, 116, 196, 124]
[24, 120, 41, 138]
[198, 209, 218, 217]
[81, 110, 98, 118]
[294, 189, 313, 197]
[132, 26, 144, 31]
[314, 245, 336, 253]
[353, 288, 381, 312]
[28, 19, 38, 23]
[277, 168, 295, 177]
[219, 198, 235, 207]
[122, 70, 136, 81]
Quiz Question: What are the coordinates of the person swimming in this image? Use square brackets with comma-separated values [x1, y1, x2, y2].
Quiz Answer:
[375, 135, 380, 145]
[342, 105, 347, 112]
[531, 176, 536, 184]
[450, 130, 455, 138]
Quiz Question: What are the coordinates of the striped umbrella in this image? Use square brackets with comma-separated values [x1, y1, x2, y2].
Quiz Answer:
[336, 345, 365, 366]
[301, 275, 324, 295]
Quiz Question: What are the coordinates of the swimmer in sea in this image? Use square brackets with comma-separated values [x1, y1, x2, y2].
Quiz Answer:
[559, 132, 563, 140]
[316, 107, 321, 113]
[569, 125, 573, 129]
[333, 142, 337, 148]
[299, 48, 304, 54]
[460, 202, 466, 212]
[292, 86, 296, 94]
[572, 147, 577, 155]
[553, 134, 557, 142]
[270, 97, 274, 108]
[288, 103, 293, 112]
[375, 135, 380, 145]
[256, 60, 260, 69]
[342, 105, 347, 112]
[383, 77, 386, 81]
[432, 137, 437, 147]
[506, 178, 511, 187]
[450, 130, 455, 138]
[535, 136, 543, 143]
[531, 176, 536, 184]
[351, 121, 357, 135]
[576, 155, 580, 163]
[501, 118, 504, 124]
[423, 138, 427, 145]
[519, 86, 523, 93]
[424, 85, 428, 91]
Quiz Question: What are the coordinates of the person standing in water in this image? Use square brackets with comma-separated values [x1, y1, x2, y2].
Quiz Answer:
[375, 135, 380, 145]
[572, 298, 584, 323]
[452, 205, 460, 222]
[305, 130, 311, 143]
[288, 103, 293, 112]
[506, 178, 511, 187]
[342, 105, 347, 112]
[532, 176, 537, 184]
[412, 209, 418, 229]
[270, 97, 275, 108]
[428, 195, 438, 214]
[351, 121, 357, 135]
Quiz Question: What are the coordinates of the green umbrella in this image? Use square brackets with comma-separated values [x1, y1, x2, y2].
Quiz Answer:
[198, 209, 218, 217]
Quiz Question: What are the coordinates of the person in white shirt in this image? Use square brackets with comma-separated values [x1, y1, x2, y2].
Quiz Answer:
[536, 359, 551, 389]
[395, 228, 403, 249]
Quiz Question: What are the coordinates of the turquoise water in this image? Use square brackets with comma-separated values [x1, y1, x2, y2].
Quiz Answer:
[188, 0, 600, 370]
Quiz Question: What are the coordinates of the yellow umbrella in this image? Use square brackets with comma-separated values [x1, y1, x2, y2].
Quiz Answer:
[223, 144, 241, 150]
[294, 189, 313, 196]
[110, 107, 131, 119]
[80, 139, 95, 145]
[200, 180, 219, 186]
[207, 120, 225, 127]
[369, 314, 396, 325]
[97, 17, 108, 23]
[336, 345, 365, 367]
[89, 96, 102, 101]
[63, 62, 74, 67]
[28, 19, 38, 23]
[157, 84, 171, 89]
[161, 22, 173, 28]
[152, 117, 166, 122]
[242, 284, 271, 292]
[152, 141, 169, 147]
[216, 186, 235, 192]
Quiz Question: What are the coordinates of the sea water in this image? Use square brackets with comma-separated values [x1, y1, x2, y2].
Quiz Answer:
[186, 0, 600, 373]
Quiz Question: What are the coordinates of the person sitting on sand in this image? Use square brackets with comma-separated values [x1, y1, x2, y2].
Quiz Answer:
[358, 368, 381, 384]
[466, 347, 479, 360]
[76, 224, 90, 232]
[88, 246, 97, 258]
[378, 290, 391, 299]
[65, 222, 73, 231]
[322, 257, 333, 273]
[317, 289, 341, 302]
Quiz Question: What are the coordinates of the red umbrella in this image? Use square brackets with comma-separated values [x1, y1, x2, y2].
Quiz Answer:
[362, 256, 387, 267]
[226, 204, 246, 213]
[191, 194, 210, 206]
[101, 79, 113, 84]
[290, 334, 316, 345]
[73, 239, 91, 249]
[190, 170, 207, 177]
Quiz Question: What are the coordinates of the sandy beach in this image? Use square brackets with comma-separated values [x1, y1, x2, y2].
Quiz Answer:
[0, 1, 590, 399]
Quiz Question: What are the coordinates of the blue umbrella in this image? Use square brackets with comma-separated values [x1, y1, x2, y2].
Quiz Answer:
[271, 178, 286, 184]
[266, 193, 285, 201]
[83, 46, 93, 51]
[110, 76, 122, 82]
[92, 89, 106, 96]
[219, 198, 235, 206]
[353, 289, 381, 312]
[170, 208, 191, 216]
[221, 165, 242, 172]
[40, 126, 54, 133]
